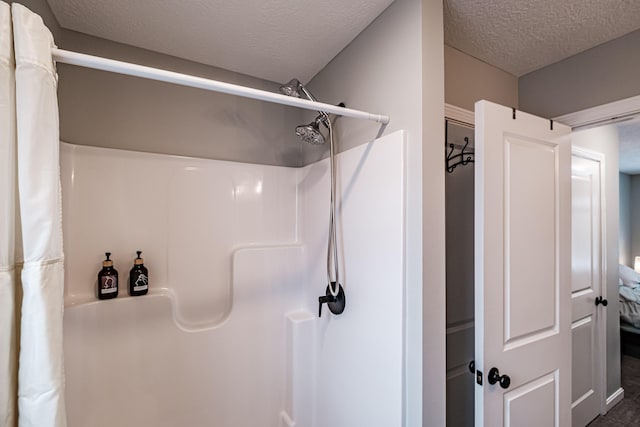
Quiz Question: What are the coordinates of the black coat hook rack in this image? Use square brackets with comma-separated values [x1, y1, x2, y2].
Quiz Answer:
[445, 119, 474, 173]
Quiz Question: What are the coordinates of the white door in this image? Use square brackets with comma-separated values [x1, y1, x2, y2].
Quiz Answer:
[474, 100, 572, 426]
[570, 149, 605, 426]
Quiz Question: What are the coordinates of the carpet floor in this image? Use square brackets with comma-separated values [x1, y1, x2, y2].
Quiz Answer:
[588, 354, 640, 426]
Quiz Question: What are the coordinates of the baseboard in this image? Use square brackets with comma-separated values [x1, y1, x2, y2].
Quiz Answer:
[604, 387, 624, 413]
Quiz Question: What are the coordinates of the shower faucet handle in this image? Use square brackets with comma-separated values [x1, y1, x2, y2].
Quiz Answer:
[318, 282, 346, 317]
[318, 294, 336, 317]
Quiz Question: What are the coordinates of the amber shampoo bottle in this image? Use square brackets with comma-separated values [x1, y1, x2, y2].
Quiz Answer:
[129, 251, 149, 296]
[98, 252, 118, 299]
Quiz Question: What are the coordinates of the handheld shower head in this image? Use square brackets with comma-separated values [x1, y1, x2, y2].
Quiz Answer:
[296, 115, 327, 145]
[280, 78, 344, 145]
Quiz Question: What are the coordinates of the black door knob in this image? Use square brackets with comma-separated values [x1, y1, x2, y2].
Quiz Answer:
[595, 296, 608, 307]
[488, 367, 511, 389]
[468, 360, 475, 374]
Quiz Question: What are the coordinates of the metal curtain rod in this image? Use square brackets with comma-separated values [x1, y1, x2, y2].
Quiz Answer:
[51, 48, 390, 125]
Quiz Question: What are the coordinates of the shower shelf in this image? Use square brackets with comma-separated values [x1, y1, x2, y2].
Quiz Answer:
[64, 289, 168, 308]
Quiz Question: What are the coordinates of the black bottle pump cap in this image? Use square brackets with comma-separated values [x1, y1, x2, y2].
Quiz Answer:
[103, 252, 113, 267]
[134, 251, 144, 265]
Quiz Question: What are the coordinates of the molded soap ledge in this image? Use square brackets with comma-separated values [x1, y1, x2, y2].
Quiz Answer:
[64, 289, 169, 308]
[65, 289, 231, 333]
[64, 245, 306, 333]
[65, 289, 225, 333]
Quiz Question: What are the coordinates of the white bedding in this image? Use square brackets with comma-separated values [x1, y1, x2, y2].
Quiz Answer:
[619, 284, 640, 328]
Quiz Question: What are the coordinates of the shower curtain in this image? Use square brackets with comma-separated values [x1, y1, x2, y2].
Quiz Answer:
[1, 3, 67, 426]
[0, 3, 18, 426]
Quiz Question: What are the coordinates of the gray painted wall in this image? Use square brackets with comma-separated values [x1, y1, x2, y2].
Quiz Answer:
[306, 0, 422, 164]
[630, 176, 640, 268]
[572, 124, 621, 399]
[444, 45, 518, 111]
[620, 173, 631, 266]
[519, 29, 640, 118]
[12, 0, 304, 167]
[57, 30, 304, 167]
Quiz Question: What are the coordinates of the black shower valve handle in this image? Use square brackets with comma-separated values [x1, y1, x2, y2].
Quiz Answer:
[318, 294, 337, 317]
[318, 282, 346, 317]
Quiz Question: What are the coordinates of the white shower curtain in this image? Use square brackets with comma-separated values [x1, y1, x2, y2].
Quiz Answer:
[0, 3, 18, 427]
[0, 3, 67, 426]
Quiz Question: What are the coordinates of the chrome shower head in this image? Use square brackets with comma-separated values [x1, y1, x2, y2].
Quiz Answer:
[296, 115, 327, 145]
[279, 78, 320, 102]
[279, 78, 303, 98]
[280, 78, 342, 145]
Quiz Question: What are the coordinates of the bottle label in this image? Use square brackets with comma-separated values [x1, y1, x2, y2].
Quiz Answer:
[133, 273, 148, 292]
[100, 275, 117, 294]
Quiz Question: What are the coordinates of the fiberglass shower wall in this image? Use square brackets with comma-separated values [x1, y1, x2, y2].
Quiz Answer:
[445, 120, 475, 427]
[60, 129, 407, 427]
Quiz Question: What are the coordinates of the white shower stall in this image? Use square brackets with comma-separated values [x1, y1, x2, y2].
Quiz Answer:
[1, 0, 445, 424]
[61, 130, 407, 427]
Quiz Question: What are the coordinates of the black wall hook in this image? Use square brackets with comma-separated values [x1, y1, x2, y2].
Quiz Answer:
[446, 136, 474, 173]
[318, 282, 346, 317]
[445, 119, 474, 173]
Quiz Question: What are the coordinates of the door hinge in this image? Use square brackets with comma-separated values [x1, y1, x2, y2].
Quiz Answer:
[476, 369, 483, 386]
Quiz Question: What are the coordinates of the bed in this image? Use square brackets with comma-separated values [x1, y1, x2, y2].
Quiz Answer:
[619, 264, 640, 356]
[619, 285, 640, 328]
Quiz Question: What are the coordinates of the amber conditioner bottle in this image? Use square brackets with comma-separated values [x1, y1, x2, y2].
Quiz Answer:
[98, 252, 118, 299]
[129, 251, 149, 296]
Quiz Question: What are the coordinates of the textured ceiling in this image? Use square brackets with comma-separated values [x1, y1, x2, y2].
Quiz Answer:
[618, 119, 640, 175]
[445, 0, 640, 77]
[46, 0, 394, 84]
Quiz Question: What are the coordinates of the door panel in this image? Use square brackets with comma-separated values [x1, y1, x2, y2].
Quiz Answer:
[447, 368, 475, 427]
[475, 101, 571, 427]
[571, 316, 594, 403]
[570, 151, 604, 427]
[504, 136, 558, 343]
[571, 175, 595, 294]
[505, 372, 557, 427]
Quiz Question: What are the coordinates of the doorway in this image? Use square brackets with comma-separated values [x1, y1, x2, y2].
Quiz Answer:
[588, 115, 640, 425]
[571, 148, 606, 426]
[444, 116, 475, 427]
[443, 97, 639, 426]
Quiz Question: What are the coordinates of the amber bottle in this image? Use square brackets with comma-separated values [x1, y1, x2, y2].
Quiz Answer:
[129, 251, 149, 296]
[98, 252, 118, 299]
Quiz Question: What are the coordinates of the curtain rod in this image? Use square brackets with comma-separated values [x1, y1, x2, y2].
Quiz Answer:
[51, 48, 390, 125]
